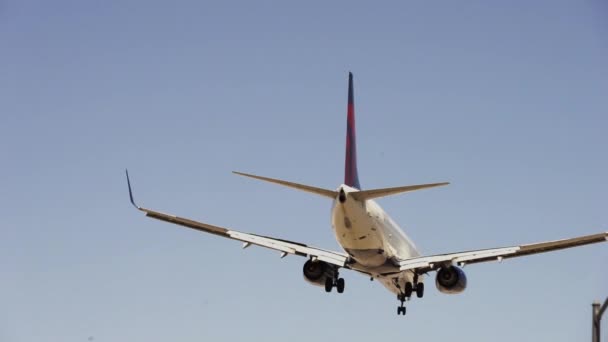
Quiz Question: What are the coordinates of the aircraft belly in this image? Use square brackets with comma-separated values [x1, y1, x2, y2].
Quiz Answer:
[378, 272, 424, 296]
[331, 200, 387, 267]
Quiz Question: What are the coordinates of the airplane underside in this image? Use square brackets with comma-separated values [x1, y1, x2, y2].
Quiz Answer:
[329, 186, 425, 314]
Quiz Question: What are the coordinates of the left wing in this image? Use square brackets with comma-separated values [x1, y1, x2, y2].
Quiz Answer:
[125, 170, 349, 268]
[398, 232, 607, 273]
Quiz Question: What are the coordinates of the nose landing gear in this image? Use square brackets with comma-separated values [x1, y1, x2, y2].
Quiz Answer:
[397, 294, 407, 315]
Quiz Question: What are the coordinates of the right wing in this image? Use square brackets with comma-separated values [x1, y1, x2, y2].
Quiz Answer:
[397, 232, 607, 273]
[126, 170, 349, 268]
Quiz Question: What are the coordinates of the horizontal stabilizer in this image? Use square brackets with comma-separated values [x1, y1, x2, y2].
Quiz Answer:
[233, 171, 338, 199]
[350, 182, 449, 201]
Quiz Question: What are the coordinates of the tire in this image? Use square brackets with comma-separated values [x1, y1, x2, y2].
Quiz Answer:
[416, 282, 424, 298]
[404, 282, 413, 297]
[325, 277, 333, 293]
[336, 278, 345, 293]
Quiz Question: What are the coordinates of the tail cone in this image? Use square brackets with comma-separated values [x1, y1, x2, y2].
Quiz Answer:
[339, 188, 347, 203]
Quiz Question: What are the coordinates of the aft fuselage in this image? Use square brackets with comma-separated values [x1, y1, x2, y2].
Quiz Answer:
[330, 185, 422, 294]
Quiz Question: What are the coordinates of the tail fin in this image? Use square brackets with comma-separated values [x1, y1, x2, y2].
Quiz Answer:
[345, 72, 361, 189]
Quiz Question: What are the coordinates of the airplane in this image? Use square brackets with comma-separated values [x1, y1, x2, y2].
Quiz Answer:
[125, 72, 607, 316]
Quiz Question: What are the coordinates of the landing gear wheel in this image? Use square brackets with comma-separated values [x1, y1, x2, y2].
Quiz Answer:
[404, 282, 413, 298]
[416, 282, 424, 298]
[336, 278, 345, 293]
[397, 293, 407, 315]
[324, 277, 333, 293]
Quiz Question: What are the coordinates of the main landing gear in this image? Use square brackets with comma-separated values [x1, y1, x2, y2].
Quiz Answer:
[403, 281, 424, 298]
[396, 274, 424, 316]
[325, 273, 345, 293]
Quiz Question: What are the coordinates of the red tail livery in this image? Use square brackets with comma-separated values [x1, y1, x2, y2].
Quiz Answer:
[345, 72, 361, 189]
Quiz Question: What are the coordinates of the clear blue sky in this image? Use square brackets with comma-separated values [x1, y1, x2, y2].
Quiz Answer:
[1, 1, 607, 341]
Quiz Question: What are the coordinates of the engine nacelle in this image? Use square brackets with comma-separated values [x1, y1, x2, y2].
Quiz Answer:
[302, 260, 338, 287]
[435, 266, 467, 294]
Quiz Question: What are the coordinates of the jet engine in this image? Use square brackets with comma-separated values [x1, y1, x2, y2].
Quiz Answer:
[302, 259, 338, 287]
[435, 266, 467, 294]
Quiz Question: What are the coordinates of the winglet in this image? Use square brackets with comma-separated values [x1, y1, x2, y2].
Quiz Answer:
[125, 169, 139, 209]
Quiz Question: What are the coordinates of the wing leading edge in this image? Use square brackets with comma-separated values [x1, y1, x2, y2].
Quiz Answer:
[398, 232, 608, 273]
[125, 170, 349, 267]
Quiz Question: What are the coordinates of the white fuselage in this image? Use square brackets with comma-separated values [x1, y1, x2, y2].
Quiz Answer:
[330, 185, 422, 295]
